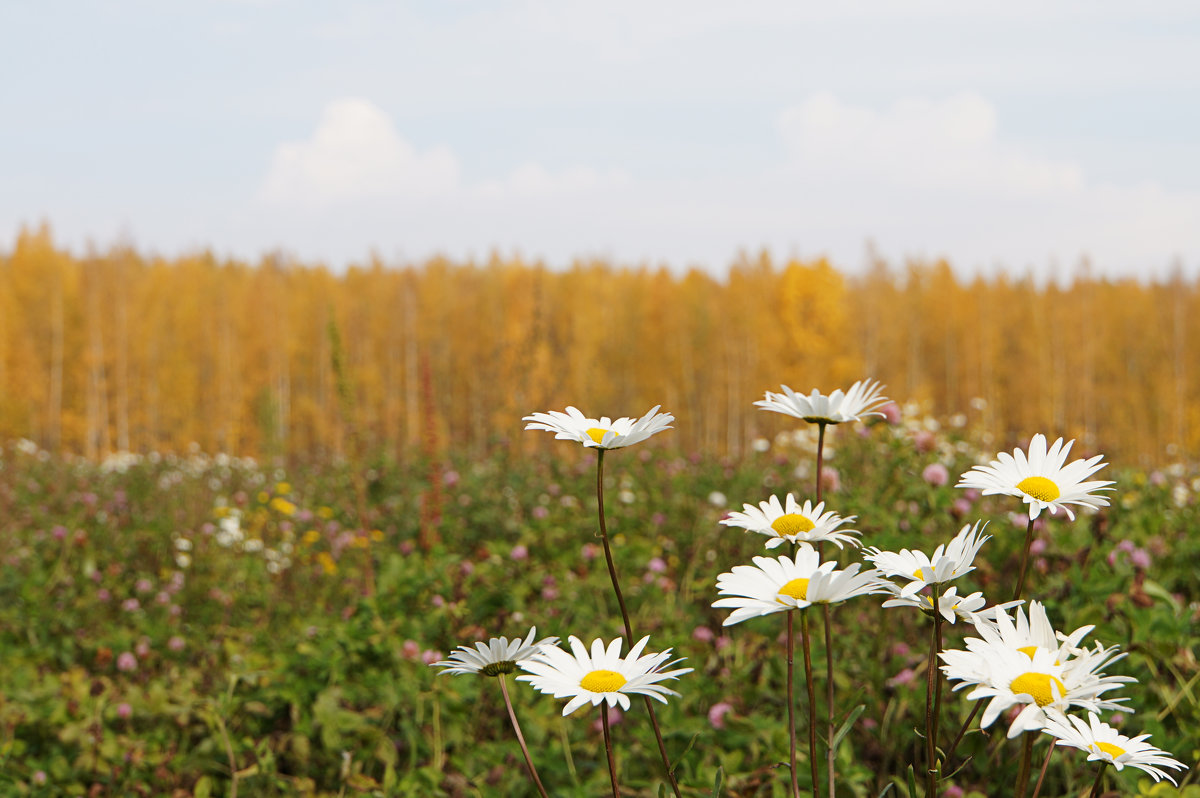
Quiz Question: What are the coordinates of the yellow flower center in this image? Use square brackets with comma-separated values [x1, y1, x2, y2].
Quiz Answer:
[1093, 741, 1126, 760]
[771, 513, 816, 538]
[777, 577, 810, 603]
[1018, 645, 1039, 659]
[1009, 672, 1066, 707]
[580, 669, 627, 693]
[1017, 476, 1061, 502]
[586, 427, 610, 444]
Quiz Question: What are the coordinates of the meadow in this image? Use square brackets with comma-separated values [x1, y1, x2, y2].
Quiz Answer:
[0, 401, 1196, 797]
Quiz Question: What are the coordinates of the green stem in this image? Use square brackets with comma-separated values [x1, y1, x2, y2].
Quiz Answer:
[815, 422, 827, 504]
[594, 449, 684, 798]
[1088, 763, 1107, 798]
[601, 704, 621, 798]
[801, 610, 821, 798]
[499, 675, 550, 798]
[945, 702, 982, 766]
[1015, 733, 1034, 798]
[814, 421, 836, 798]
[1013, 516, 1036, 602]
[595, 450, 634, 644]
[925, 583, 945, 798]
[1030, 739, 1056, 798]
[786, 612, 802, 798]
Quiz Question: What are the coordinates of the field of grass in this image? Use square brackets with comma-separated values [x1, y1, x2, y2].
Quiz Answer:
[0, 407, 1196, 796]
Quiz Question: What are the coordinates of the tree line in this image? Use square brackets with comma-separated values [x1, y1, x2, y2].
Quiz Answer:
[1, 224, 1195, 466]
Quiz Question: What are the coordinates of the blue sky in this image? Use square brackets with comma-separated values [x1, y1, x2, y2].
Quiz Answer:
[4, 1, 1200, 279]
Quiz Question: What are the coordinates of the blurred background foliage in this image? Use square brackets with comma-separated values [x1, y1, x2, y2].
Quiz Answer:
[2, 223, 1198, 467]
[0, 411, 1195, 796]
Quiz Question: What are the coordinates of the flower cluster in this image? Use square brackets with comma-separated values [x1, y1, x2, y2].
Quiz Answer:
[430, 389, 1186, 796]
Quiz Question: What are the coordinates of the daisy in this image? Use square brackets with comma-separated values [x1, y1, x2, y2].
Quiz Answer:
[1041, 711, 1187, 784]
[431, 627, 559, 677]
[432, 627, 558, 798]
[713, 546, 888, 625]
[940, 631, 1134, 738]
[880, 584, 1022, 625]
[940, 602, 1121, 695]
[865, 521, 990, 597]
[957, 433, 1115, 520]
[522, 405, 674, 449]
[720, 494, 861, 549]
[518, 635, 692, 716]
[978, 600, 1093, 658]
[755, 379, 889, 425]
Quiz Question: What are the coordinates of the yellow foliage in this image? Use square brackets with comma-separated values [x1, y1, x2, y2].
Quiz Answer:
[0, 226, 1197, 465]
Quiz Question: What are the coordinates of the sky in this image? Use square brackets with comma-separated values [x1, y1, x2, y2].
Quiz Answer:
[3, 1, 1200, 281]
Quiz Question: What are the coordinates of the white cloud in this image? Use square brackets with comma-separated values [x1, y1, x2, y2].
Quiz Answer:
[257, 98, 632, 209]
[243, 92, 1200, 281]
[258, 98, 460, 207]
[778, 92, 1084, 196]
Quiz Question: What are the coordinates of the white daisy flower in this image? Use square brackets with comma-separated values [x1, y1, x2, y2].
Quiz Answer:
[713, 546, 888, 626]
[940, 602, 1113, 694]
[754, 379, 889, 425]
[1041, 711, 1187, 785]
[977, 600, 1093, 658]
[523, 405, 674, 449]
[880, 584, 1022, 625]
[720, 494, 861, 550]
[864, 521, 990, 597]
[957, 433, 1115, 520]
[517, 636, 692, 716]
[940, 630, 1134, 738]
[431, 627, 559, 677]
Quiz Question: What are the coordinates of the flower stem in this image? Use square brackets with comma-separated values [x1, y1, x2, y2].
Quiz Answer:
[499, 675, 550, 798]
[786, 612, 802, 798]
[925, 584, 945, 798]
[1030, 739, 1056, 798]
[595, 450, 634, 644]
[815, 421, 827, 504]
[801, 610, 821, 798]
[1013, 516, 1037, 602]
[594, 449, 684, 798]
[945, 702, 982, 766]
[1088, 763, 1107, 798]
[601, 704, 621, 798]
[1015, 733, 1034, 798]
[814, 421, 837, 798]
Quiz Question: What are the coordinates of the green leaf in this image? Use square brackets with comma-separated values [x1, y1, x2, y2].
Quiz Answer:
[876, 784, 895, 798]
[670, 732, 700, 776]
[831, 704, 866, 753]
[712, 765, 725, 798]
[1141, 579, 1182, 611]
[906, 764, 918, 798]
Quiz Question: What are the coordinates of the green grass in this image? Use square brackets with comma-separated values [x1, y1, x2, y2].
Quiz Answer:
[0, 418, 1195, 797]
